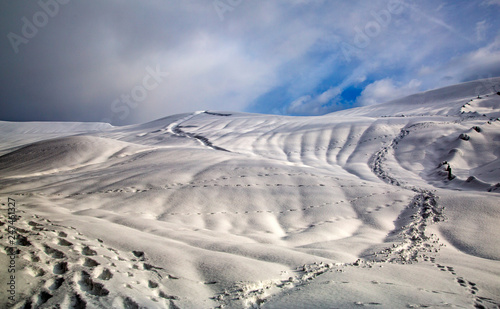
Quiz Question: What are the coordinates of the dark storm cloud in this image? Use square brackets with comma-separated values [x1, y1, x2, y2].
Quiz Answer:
[1, 1, 212, 124]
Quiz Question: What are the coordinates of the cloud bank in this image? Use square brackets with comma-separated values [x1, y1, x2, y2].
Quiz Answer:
[0, 0, 499, 124]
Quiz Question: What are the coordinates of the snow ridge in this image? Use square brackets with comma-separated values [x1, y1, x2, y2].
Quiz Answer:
[167, 111, 230, 152]
[1, 79, 500, 308]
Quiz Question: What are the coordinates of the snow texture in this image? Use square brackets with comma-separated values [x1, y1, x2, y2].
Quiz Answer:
[1, 78, 500, 308]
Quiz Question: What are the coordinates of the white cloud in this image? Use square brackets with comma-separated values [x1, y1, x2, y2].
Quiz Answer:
[435, 3, 446, 12]
[357, 79, 422, 106]
[482, 0, 500, 6]
[418, 66, 435, 76]
[438, 35, 500, 84]
[132, 39, 280, 122]
[286, 89, 343, 115]
[287, 95, 313, 114]
[285, 67, 368, 115]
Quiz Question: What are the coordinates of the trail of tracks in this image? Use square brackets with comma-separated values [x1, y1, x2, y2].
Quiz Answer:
[212, 124, 440, 308]
[367, 120, 499, 309]
[0, 210, 181, 308]
[167, 111, 230, 152]
[217, 118, 498, 309]
[370, 128, 410, 187]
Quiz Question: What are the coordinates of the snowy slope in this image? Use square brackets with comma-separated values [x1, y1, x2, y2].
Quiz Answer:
[1, 78, 499, 309]
[333, 78, 500, 118]
[0, 121, 113, 156]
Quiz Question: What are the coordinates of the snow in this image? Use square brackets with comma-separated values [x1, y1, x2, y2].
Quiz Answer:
[1, 78, 499, 308]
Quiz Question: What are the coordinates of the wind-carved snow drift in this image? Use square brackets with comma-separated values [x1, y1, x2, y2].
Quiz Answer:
[1, 78, 500, 308]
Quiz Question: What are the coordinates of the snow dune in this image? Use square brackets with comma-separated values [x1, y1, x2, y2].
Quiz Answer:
[1, 78, 499, 308]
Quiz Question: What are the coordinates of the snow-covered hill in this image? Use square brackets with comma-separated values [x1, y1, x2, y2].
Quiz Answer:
[1, 78, 499, 308]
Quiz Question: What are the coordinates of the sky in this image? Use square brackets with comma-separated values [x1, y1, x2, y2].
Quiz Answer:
[1, 0, 500, 125]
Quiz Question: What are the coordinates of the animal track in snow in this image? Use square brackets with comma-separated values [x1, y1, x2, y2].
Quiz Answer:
[160, 190, 401, 218]
[0, 212, 182, 308]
